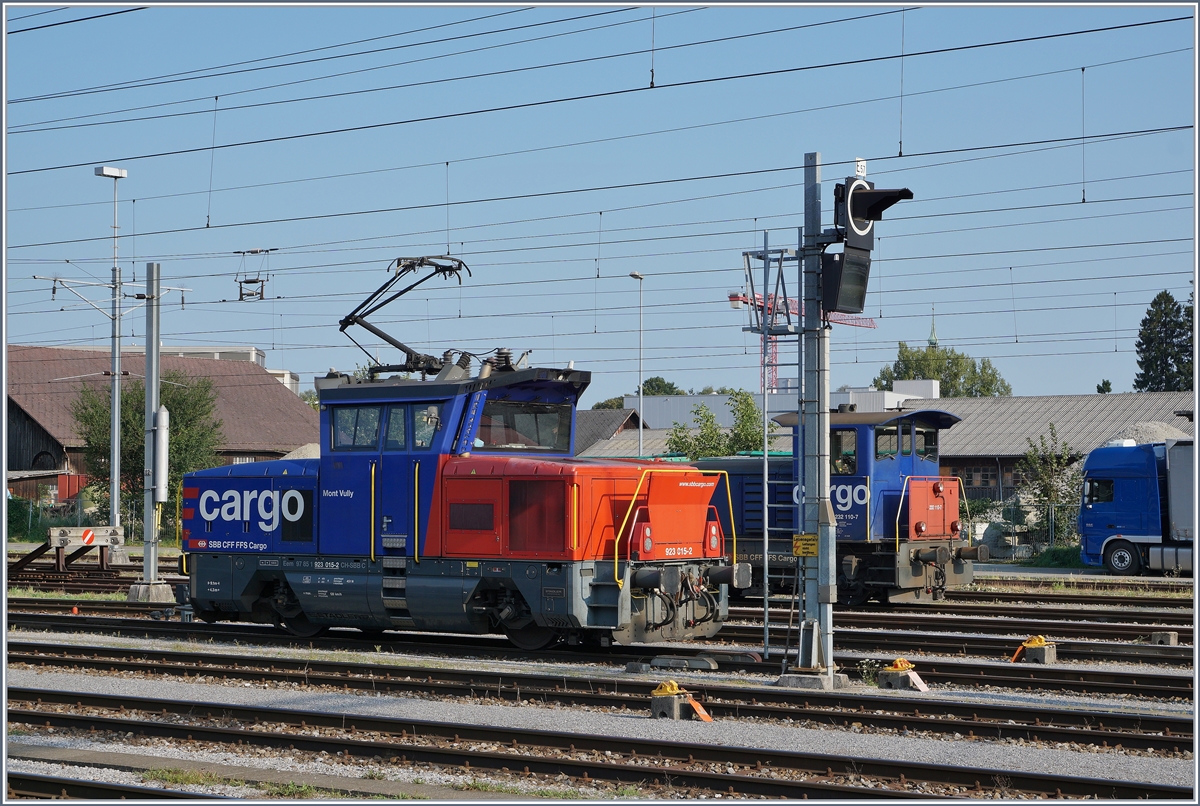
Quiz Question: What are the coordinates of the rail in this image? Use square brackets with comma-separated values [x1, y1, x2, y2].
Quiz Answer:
[612, 467, 736, 589]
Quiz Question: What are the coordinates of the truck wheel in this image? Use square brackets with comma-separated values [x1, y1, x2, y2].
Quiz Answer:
[1104, 541, 1141, 576]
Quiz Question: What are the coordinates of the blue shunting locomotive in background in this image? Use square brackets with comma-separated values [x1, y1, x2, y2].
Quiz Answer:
[697, 408, 986, 604]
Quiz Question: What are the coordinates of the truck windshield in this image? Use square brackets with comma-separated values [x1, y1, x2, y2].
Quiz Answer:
[477, 400, 572, 452]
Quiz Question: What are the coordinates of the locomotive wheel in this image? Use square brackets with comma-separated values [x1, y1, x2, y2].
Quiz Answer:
[504, 624, 559, 651]
[1104, 540, 1141, 576]
[280, 614, 327, 638]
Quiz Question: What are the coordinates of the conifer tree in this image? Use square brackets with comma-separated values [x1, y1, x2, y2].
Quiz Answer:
[1133, 290, 1191, 392]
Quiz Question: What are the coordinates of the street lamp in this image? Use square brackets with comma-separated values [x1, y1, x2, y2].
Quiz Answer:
[629, 271, 645, 457]
[95, 165, 127, 527]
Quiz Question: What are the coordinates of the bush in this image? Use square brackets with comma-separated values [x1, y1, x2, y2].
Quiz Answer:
[1022, 543, 1087, 568]
[7, 497, 33, 540]
[5, 496, 93, 541]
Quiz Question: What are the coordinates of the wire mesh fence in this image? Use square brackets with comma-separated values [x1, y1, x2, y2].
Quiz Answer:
[970, 500, 1080, 560]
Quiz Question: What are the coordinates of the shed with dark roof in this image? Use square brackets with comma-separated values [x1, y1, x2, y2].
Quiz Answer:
[6, 345, 319, 476]
[573, 408, 642, 455]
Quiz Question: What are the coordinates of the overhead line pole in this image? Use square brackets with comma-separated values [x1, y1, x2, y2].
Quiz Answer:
[802, 152, 835, 686]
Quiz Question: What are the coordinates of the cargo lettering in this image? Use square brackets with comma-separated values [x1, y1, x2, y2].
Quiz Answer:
[198, 488, 306, 532]
[832, 483, 869, 512]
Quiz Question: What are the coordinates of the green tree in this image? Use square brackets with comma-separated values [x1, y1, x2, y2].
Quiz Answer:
[1096, 379, 1112, 394]
[665, 390, 778, 459]
[590, 375, 688, 409]
[1176, 290, 1193, 390]
[72, 371, 224, 534]
[1133, 290, 1192, 392]
[299, 389, 319, 410]
[873, 342, 1012, 397]
[591, 396, 624, 410]
[1015, 423, 1082, 545]
[694, 385, 738, 395]
[639, 376, 685, 396]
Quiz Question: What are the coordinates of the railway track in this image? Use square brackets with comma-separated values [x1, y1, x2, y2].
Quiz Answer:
[8, 644, 1191, 752]
[716, 624, 1193, 666]
[945, 590, 1194, 608]
[7, 689, 1190, 799]
[13, 598, 1194, 642]
[731, 604, 1196, 630]
[5, 771, 223, 800]
[7, 614, 1193, 698]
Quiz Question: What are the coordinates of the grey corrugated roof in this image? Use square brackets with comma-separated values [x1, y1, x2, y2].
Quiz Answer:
[900, 392, 1195, 458]
[573, 409, 639, 455]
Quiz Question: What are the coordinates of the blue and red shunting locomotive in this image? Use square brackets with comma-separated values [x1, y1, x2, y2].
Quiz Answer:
[180, 258, 750, 648]
[698, 409, 987, 604]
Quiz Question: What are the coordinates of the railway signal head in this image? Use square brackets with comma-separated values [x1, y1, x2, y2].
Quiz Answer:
[822, 247, 872, 314]
[825, 177, 913, 314]
[834, 178, 913, 251]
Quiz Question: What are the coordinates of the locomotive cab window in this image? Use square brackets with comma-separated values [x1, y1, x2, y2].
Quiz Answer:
[384, 405, 407, 451]
[875, 426, 898, 460]
[332, 406, 381, 450]
[901, 423, 912, 456]
[1084, 478, 1114, 505]
[412, 403, 443, 450]
[476, 400, 571, 452]
[831, 429, 857, 476]
[914, 426, 937, 460]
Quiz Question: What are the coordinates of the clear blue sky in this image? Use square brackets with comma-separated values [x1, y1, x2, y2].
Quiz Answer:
[5, 4, 1196, 406]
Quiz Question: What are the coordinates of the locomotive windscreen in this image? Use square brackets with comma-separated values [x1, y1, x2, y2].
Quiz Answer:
[477, 401, 572, 452]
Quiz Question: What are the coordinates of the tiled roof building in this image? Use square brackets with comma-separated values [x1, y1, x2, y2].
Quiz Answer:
[7, 345, 318, 475]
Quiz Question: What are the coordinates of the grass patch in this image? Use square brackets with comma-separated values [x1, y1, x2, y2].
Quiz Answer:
[1020, 545, 1088, 568]
[258, 781, 330, 798]
[362, 769, 386, 780]
[141, 768, 241, 788]
[368, 795, 424, 800]
[7, 587, 128, 601]
[456, 781, 570, 798]
[456, 781, 529, 794]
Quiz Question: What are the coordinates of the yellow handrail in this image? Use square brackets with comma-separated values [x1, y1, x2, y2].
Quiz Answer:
[413, 461, 420, 564]
[894, 475, 911, 552]
[571, 483, 579, 551]
[865, 476, 871, 542]
[612, 467, 735, 589]
[370, 460, 376, 563]
[955, 476, 970, 541]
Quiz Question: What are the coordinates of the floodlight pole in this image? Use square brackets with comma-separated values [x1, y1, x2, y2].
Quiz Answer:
[630, 271, 645, 457]
[96, 166, 128, 529]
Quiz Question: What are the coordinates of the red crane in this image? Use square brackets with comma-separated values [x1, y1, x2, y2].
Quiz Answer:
[728, 291, 876, 391]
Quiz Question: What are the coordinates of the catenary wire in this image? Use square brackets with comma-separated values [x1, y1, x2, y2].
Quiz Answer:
[6, 123, 1191, 251]
[8, 47, 1187, 211]
[6, 7, 146, 35]
[8, 15, 1190, 175]
[7, 7, 904, 131]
